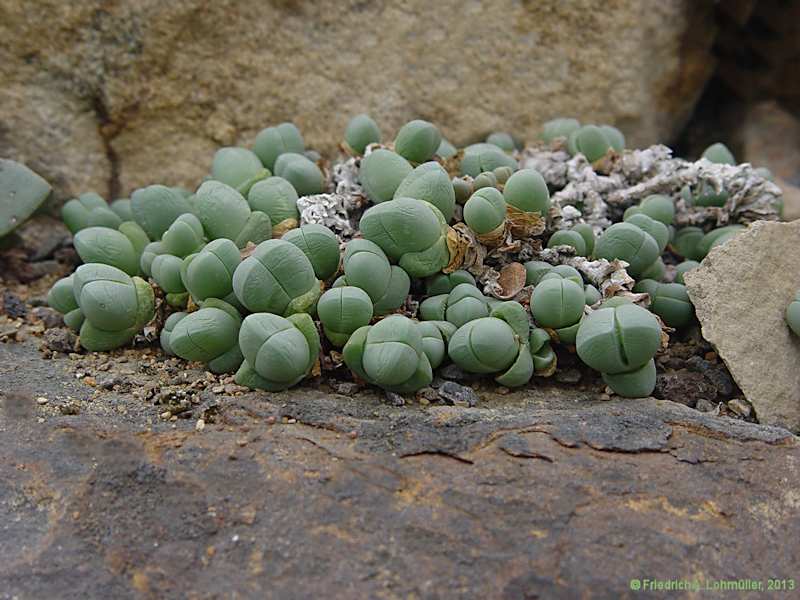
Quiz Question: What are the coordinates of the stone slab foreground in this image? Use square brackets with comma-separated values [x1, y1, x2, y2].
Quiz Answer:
[1, 339, 797, 598]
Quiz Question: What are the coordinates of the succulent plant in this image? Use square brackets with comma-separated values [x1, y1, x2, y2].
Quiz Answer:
[502, 169, 550, 216]
[233, 238, 321, 315]
[393, 161, 456, 222]
[593, 222, 660, 278]
[785, 291, 800, 337]
[162, 299, 244, 373]
[576, 303, 660, 397]
[247, 176, 300, 234]
[181, 238, 241, 304]
[419, 283, 490, 328]
[437, 138, 457, 159]
[273, 152, 325, 196]
[211, 147, 268, 195]
[129, 185, 193, 241]
[47, 275, 84, 331]
[418, 320, 457, 370]
[452, 177, 472, 204]
[157, 213, 204, 258]
[140, 241, 164, 277]
[541, 264, 583, 286]
[671, 226, 704, 261]
[584, 284, 602, 306]
[159, 311, 187, 356]
[0, 159, 51, 237]
[460, 145, 518, 177]
[62, 192, 122, 234]
[531, 277, 585, 344]
[600, 125, 625, 152]
[425, 270, 476, 295]
[486, 132, 515, 152]
[473, 171, 498, 191]
[571, 223, 595, 255]
[339, 238, 410, 314]
[109, 198, 133, 222]
[529, 327, 556, 374]
[633, 279, 694, 328]
[282, 224, 341, 281]
[701, 142, 735, 166]
[568, 125, 614, 162]
[194, 180, 272, 248]
[524, 260, 554, 285]
[394, 120, 441, 163]
[639, 257, 665, 281]
[624, 213, 669, 254]
[541, 118, 580, 143]
[463, 187, 506, 236]
[493, 166, 514, 184]
[359, 197, 449, 278]
[343, 315, 433, 393]
[674, 260, 700, 284]
[73, 226, 142, 276]
[344, 114, 382, 155]
[637, 194, 674, 225]
[547, 229, 586, 255]
[151, 254, 188, 306]
[696, 225, 745, 258]
[235, 312, 320, 391]
[601, 359, 657, 398]
[253, 122, 305, 171]
[359, 149, 413, 204]
[68, 263, 155, 351]
[317, 286, 373, 346]
[448, 303, 533, 387]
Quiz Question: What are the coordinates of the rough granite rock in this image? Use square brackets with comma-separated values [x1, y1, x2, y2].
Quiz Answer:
[685, 220, 800, 432]
[0, 0, 716, 199]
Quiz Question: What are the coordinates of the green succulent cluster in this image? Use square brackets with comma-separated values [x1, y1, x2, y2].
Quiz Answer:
[40, 113, 768, 400]
[419, 283, 490, 328]
[359, 197, 449, 278]
[448, 302, 534, 387]
[48, 264, 155, 352]
[335, 238, 410, 315]
[576, 303, 661, 397]
[633, 280, 694, 328]
[545, 119, 624, 161]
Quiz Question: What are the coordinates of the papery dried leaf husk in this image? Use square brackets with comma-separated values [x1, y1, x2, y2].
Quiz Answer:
[590, 150, 621, 175]
[311, 357, 322, 378]
[475, 221, 508, 248]
[535, 356, 558, 378]
[272, 218, 299, 237]
[240, 241, 258, 260]
[506, 204, 546, 238]
[494, 262, 527, 299]
[445, 223, 487, 273]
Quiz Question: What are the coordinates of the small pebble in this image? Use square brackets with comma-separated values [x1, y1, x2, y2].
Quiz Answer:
[36, 396, 48, 405]
[384, 391, 405, 406]
[196, 419, 206, 431]
[438, 381, 479, 407]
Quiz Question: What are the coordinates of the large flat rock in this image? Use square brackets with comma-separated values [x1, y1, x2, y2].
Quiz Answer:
[685, 220, 800, 432]
[1, 337, 798, 598]
[0, 0, 716, 198]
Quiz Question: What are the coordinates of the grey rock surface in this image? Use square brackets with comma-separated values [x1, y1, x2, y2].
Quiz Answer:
[685, 220, 800, 432]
